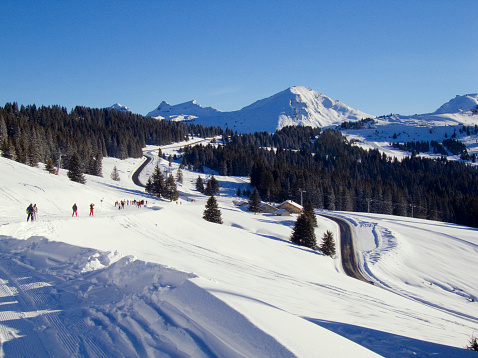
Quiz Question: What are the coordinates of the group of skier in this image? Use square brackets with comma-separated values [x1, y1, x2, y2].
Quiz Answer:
[72, 203, 95, 217]
[25, 202, 95, 221]
[115, 199, 146, 209]
[26, 198, 151, 221]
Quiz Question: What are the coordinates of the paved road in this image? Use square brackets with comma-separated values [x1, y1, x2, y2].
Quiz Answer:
[318, 213, 369, 283]
[131, 154, 152, 187]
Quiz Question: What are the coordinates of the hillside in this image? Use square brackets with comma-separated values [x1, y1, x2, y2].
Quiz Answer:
[0, 142, 477, 357]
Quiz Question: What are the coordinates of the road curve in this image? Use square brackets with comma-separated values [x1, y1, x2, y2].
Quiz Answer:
[318, 213, 369, 283]
[131, 154, 152, 187]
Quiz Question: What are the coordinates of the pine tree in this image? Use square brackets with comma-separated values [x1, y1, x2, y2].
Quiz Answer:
[150, 164, 164, 198]
[204, 180, 214, 196]
[89, 151, 103, 177]
[236, 187, 242, 197]
[290, 212, 316, 248]
[203, 195, 223, 224]
[248, 187, 261, 213]
[44, 157, 56, 174]
[303, 199, 318, 227]
[1, 139, 16, 160]
[209, 174, 220, 195]
[176, 168, 183, 183]
[145, 177, 153, 194]
[164, 174, 179, 202]
[320, 230, 336, 257]
[67, 151, 86, 184]
[196, 175, 205, 193]
[111, 165, 120, 181]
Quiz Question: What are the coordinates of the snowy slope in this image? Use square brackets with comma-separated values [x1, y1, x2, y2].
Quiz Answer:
[146, 86, 371, 133]
[0, 144, 477, 357]
[337, 93, 478, 164]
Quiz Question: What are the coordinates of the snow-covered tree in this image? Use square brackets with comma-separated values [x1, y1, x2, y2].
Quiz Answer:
[110, 165, 120, 181]
[176, 168, 183, 183]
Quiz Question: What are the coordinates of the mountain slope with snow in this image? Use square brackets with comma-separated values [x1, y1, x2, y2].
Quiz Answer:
[0, 142, 477, 357]
[147, 86, 372, 133]
[109, 103, 131, 112]
[146, 100, 221, 121]
[434, 94, 478, 114]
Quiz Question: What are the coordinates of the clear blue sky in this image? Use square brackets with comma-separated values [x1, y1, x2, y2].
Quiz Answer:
[1, 0, 476, 117]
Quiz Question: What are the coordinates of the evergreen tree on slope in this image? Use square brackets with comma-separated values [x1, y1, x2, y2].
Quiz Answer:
[290, 212, 316, 249]
[164, 173, 179, 202]
[150, 164, 164, 198]
[248, 187, 261, 213]
[320, 230, 336, 257]
[203, 195, 223, 224]
[303, 199, 318, 227]
[67, 151, 86, 184]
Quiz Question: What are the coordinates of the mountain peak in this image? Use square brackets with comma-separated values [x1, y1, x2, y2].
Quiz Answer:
[434, 93, 478, 114]
[109, 103, 130, 112]
[146, 99, 221, 119]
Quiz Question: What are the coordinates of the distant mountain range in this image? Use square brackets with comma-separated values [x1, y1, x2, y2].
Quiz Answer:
[146, 86, 372, 133]
[145, 87, 478, 135]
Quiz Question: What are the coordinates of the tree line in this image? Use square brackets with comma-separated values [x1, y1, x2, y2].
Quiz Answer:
[0, 102, 223, 177]
[182, 128, 478, 228]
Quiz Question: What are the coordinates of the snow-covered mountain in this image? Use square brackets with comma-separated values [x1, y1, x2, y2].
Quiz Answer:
[336, 93, 478, 163]
[109, 103, 131, 112]
[433, 93, 478, 114]
[146, 100, 221, 121]
[147, 86, 372, 133]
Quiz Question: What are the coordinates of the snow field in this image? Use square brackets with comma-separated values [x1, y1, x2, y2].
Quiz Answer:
[0, 139, 476, 356]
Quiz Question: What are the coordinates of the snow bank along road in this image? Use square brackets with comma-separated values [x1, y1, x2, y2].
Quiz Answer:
[318, 214, 369, 283]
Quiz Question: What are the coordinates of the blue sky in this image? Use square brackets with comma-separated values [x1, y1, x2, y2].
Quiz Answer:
[1, 1, 476, 117]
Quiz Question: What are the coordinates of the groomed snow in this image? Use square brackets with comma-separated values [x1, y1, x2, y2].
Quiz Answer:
[0, 139, 477, 357]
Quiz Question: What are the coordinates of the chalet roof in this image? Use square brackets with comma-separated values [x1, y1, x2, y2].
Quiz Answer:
[276, 200, 303, 210]
[275, 208, 291, 216]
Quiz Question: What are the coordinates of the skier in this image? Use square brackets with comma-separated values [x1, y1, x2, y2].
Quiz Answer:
[26, 203, 35, 222]
[72, 203, 78, 217]
[33, 204, 38, 221]
[89, 203, 95, 216]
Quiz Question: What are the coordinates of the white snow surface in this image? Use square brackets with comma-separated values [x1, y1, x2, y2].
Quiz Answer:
[146, 86, 372, 133]
[0, 140, 477, 357]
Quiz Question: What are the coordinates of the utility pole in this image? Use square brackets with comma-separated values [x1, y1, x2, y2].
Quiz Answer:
[366, 198, 372, 214]
[56, 152, 61, 175]
[410, 203, 417, 218]
[298, 189, 306, 207]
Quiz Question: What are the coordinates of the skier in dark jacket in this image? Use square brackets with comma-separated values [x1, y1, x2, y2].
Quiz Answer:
[26, 203, 35, 222]
[72, 203, 78, 217]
